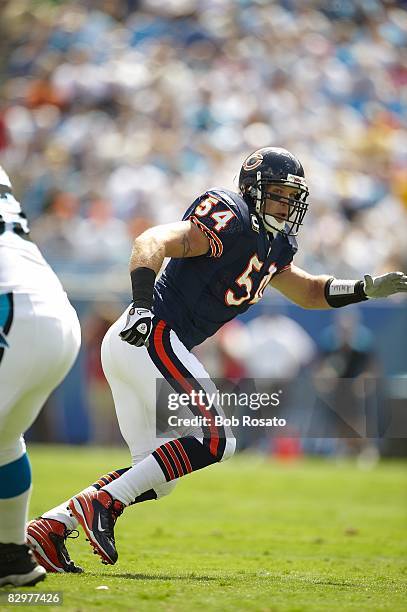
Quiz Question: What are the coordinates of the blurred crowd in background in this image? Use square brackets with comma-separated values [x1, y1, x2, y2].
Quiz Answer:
[1, 0, 406, 455]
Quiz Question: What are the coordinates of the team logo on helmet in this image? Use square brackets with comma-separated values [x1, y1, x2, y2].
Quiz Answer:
[243, 152, 263, 171]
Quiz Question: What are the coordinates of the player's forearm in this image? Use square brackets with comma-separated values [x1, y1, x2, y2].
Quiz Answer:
[271, 264, 403, 309]
[129, 229, 166, 275]
[270, 266, 332, 309]
[302, 275, 332, 309]
[127, 229, 166, 309]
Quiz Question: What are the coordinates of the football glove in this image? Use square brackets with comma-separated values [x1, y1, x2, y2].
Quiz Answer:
[119, 305, 154, 347]
[363, 271, 407, 299]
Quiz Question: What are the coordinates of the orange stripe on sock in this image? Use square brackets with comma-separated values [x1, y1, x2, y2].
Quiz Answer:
[155, 446, 175, 480]
[163, 442, 184, 477]
[172, 439, 193, 473]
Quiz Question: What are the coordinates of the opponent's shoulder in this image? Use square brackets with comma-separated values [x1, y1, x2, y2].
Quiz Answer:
[0, 166, 12, 189]
[0, 165, 13, 201]
[0, 166, 30, 237]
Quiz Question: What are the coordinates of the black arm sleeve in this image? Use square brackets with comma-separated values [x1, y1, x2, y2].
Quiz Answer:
[324, 277, 368, 308]
[130, 267, 156, 309]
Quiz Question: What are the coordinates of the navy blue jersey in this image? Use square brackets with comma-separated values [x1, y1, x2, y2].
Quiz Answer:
[153, 189, 297, 350]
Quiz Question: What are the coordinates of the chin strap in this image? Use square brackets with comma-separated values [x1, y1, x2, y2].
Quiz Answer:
[263, 214, 285, 236]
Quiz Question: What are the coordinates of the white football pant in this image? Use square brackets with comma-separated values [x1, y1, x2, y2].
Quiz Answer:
[101, 308, 236, 498]
[0, 292, 81, 465]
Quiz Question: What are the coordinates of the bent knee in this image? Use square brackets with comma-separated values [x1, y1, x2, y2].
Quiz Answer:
[0, 435, 26, 466]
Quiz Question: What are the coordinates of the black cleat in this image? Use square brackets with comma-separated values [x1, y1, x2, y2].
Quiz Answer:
[27, 518, 83, 574]
[0, 543, 46, 587]
[68, 490, 124, 565]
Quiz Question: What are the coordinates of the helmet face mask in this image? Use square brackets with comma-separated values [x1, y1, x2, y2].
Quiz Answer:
[239, 147, 309, 237]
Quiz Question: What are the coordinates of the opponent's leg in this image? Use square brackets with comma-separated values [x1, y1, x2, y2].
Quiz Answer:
[0, 293, 80, 583]
[0, 437, 46, 587]
[0, 439, 31, 546]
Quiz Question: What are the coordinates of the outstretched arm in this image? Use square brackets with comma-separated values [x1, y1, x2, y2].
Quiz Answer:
[269, 264, 332, 309]
[270, 265, 407, 309]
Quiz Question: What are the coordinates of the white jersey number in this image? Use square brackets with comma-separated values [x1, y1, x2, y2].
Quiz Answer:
[225, 255, 277, 306]
[195, 196, 235, 231]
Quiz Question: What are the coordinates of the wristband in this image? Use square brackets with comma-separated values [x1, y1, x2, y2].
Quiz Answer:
[130, 267, 156, 309]
[324, 278, 368, 308]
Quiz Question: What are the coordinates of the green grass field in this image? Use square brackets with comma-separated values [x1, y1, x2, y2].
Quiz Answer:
[1, 445, 406, 611]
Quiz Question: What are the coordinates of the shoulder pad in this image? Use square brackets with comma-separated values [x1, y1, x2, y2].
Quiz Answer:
[207, 189, 250, 224]
[206, 189, 241, 209]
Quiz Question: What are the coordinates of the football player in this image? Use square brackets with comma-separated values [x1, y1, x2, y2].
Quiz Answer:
[28, 147, 407, 571]
[0, 167, 81, 586]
